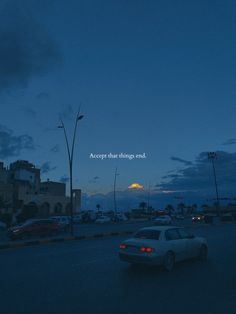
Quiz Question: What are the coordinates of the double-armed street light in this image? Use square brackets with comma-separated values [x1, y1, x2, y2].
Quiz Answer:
[58, 109, 84, 236]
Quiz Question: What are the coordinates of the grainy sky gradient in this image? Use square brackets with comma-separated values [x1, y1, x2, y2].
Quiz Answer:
[0, 0, 236, 208]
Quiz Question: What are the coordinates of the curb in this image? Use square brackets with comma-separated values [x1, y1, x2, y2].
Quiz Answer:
[0, 230, 134, 251]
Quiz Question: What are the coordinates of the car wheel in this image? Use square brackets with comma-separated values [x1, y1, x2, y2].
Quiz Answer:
[163, 251, 175, 271]
[198, 245, 208, 261]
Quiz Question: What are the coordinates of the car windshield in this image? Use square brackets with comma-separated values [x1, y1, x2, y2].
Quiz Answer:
[134, 229, 160, 240]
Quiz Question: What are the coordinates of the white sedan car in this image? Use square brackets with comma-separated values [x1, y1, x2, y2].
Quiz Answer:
[154, 215, 172, 225]
[119, 226, 208, 271]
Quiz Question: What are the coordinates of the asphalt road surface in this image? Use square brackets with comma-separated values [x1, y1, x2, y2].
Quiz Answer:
[0, 224, 235, 314]
[0, 218, 200, 244]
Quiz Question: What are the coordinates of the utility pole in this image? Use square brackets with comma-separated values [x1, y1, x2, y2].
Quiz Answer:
[208, 152, 220, 216]
[58, 109, 84, 236]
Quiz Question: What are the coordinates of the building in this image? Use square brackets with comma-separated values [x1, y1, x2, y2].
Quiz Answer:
[0, 162, 13, 208]
[40, 180, 66, 196]
[0, 160, 81, 216]
[9, 160, 40, 194]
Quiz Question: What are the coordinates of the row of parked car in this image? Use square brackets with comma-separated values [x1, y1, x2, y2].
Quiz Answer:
[5, 213, 129, 240]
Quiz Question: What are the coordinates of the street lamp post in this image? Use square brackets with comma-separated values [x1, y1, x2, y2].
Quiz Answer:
[58, 109, 84, 236]
[208, 152, 220, 216]
[147, 183, 151, 213]
[113, 167, 119, 214]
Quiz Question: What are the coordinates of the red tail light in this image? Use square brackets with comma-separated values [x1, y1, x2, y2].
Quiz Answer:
[140, 246, 153, 253]
[119, 243, 126, 250]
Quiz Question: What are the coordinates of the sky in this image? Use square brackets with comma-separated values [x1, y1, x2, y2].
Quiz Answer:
[0, 0, 236, 209]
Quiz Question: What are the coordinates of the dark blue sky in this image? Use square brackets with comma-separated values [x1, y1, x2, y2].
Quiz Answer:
[0, 0, 236, 207]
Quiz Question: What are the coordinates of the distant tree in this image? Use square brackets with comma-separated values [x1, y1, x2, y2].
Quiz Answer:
[96, 204, 101, 211]
[139, 202, 147, 212]
[177, 202, 185, 215]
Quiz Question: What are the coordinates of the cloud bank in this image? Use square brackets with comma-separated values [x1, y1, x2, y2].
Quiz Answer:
[0, 0, 62, 93]
[0, 125, 35, 159]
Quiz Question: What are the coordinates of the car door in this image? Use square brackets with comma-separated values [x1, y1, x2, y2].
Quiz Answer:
[178, 228, 199, 259]
[165, 228, 187, 262]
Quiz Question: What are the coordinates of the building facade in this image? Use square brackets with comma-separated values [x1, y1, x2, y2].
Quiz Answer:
[0, 160, 81, 216]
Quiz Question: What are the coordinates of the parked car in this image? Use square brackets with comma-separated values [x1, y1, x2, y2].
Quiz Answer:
[113, 213, 128, 222]
[154, 215, 172, 225]
[175, 215, 185, 220]
[119, 226, 208, 271]
[51, 216, 70, 231]
[73, 214, 83, 224]
[192, 215, 205, 223]
[95, 216, 111, 224]
[8, 219, 60, 240]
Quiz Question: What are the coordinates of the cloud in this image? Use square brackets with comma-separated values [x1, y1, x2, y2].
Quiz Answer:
[82, 151, 236, 209]
[0, 125, 35, 159]
[128, 183, 144, 189]
[222, 139, 236, 146]
[89, 176, 100, 183]
[43, 127, 58, 132]
[40, 162, 57, 174]
[60, 105, 74, 121]
[50, 145, 60, 153]
[0, 0, 62, 93]
[160, 151, 236, 196]
[170, 156, 193, 166]
[20, 105, 37, 117]
[82, 188, 183, 211]
[60, 175, 69, 183]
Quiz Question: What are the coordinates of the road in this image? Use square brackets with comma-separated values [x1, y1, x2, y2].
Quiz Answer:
[0, 218, 201, 244]
[0, 224, 235, 314]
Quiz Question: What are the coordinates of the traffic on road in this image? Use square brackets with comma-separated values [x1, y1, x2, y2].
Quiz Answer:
[0, 224, 235, 314]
